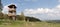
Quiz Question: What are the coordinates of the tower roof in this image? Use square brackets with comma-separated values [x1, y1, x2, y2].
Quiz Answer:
[8, 4, 17, 8]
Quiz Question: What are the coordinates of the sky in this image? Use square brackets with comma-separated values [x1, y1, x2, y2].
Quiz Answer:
[1, 0, 60, 20]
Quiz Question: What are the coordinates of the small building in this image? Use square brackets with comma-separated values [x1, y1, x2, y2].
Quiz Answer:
[8, 4, 17, 20]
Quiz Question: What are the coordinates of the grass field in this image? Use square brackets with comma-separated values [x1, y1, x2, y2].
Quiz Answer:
[0, 20, 60, 27]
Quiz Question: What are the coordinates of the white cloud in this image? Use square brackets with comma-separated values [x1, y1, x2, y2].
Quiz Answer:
[24, 8, 55, 14]
[24, 8, 60, 16]
[23, 4, 60, 20]
[24, 8, 46, 15]
[57, 0, 60, 2]
[2, 6, 9, 14]
[56, 4, 60, 9]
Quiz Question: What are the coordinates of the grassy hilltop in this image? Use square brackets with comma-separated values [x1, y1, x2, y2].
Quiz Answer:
[0, 13, 60, 27]
[0, 20, 60, 27]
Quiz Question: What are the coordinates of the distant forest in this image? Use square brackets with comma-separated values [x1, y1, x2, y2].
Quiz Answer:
[0, 12, 41, 22]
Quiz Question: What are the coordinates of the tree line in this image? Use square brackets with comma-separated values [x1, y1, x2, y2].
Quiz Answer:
[0, 12, 41, 22]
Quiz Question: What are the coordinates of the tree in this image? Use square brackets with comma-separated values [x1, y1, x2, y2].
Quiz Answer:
[0, 0, 3, 20]
[20, 12, 25, 21]
[0, 0, 3, 12]
[3, 14, 8, 20]
[0, 12, 3, 20]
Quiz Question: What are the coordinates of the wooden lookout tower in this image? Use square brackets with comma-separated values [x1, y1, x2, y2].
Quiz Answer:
[8, 4, 17, 20]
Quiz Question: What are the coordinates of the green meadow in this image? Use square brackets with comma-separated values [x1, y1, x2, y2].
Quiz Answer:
[0, 20, 60, 27]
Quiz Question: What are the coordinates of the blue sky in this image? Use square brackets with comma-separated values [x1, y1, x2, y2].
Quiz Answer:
[1, 0, 60, 20]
